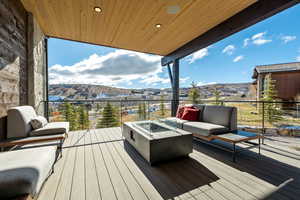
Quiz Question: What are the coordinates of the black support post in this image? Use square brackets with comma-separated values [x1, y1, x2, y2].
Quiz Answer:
[171, 59, 179, 117]
[44, 38, 49, 121]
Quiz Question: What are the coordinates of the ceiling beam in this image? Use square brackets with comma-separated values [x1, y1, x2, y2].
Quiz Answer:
[161, 0, 299, 66]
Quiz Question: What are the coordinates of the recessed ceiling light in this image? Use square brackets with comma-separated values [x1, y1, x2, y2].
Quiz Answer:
[94, 7, 102, 13]
[155, 24, 162, 28]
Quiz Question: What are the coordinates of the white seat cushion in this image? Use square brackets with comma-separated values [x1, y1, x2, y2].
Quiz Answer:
[163, 117, 188, 129]
[0, 147, 56, 198]
[183, 121, 228, 137]
[30, 122, 69, 136]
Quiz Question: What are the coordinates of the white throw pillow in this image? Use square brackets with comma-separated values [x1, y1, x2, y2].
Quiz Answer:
[30, 116, 48, 129]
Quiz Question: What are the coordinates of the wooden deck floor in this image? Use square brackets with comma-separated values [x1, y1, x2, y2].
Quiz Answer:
[38, 128, 300, 200]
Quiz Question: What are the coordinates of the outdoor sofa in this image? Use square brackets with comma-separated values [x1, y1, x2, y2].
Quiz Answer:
[0, 106, 69, 155]
[0, 146, 57, 199]
[166, 105, 237, 140]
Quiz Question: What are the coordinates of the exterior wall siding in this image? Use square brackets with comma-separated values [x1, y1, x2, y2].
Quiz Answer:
[255, 71, 300, 101]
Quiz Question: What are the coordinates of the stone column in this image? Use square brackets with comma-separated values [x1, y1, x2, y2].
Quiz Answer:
[27, 13, 47, 116]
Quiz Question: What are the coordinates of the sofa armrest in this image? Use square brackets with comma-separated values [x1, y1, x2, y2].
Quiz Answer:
[229, 107, 237, 132]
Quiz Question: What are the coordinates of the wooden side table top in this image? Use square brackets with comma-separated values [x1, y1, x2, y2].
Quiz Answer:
[214, 131, 262, 143]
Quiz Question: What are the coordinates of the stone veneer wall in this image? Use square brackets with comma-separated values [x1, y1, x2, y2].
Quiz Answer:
[27, 13, 46, 116]
[0, 0, 46, 139]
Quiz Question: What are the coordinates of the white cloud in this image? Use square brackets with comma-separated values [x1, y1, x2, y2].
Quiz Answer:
[180, 77, 190, 83]
[252, 32, 272, 45]
[252, 32, 265, 40]
[243, 32, 272, 47]
[49, 50, 162, 87]
[197, 82, 217, 86]
[253, 38, 272, 45]
[140, 75, 170, 85]
[222, 45, 235, 55]
[243, 38, 250, 47]
[233, 55, 244, 62]
[187, 48, 209, 63]
[140, 76, 190, 86]
[280, 35, 296, 43]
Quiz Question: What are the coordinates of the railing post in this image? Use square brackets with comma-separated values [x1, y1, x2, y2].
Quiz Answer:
[262, 101, 265, 144]
[44, 100, 49, 121]
[147, 101, 150, 120]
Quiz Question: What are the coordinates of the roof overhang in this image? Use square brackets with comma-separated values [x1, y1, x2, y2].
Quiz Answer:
[20, 0, 299, 65]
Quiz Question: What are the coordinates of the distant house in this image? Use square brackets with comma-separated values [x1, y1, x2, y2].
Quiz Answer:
[252, 62, 300, 101]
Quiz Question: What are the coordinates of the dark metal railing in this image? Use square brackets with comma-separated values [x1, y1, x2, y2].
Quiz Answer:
[41, 99, 300, 141]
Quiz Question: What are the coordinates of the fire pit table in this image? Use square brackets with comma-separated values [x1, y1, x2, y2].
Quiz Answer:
[122, 120, 192, 165]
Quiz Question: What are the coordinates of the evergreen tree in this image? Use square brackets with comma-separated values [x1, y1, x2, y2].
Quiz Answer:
[262, 74, 282, 123]
[96, 103, 101, 112]
[97, 102, 120, 128]
[137, 103, 147, 120]
[78, 106, 90, 130]
[62, 102, 72, 122]
[142, 102, 147, 120]
[213, 88, 222, 105]
[137, 103, 142, 120]
[188, 81, 201, 104]
[69, 105, 79, 131]
[160, 95, 166, 117]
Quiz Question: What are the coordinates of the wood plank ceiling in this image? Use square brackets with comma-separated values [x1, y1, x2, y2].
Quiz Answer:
[21, 0, 257, 56]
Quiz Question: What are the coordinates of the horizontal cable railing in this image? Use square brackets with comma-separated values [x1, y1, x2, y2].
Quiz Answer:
[42, 99, 300, 138]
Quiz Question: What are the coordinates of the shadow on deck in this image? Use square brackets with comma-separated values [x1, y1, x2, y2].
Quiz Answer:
[124, 141, 219, 199]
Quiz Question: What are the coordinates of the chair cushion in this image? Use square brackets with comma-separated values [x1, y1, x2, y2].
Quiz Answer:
[183, 121, 228, 136]
[30, 116, 48, 129]
[202, 106, 234, 127]
[181, 108, 200, 121]
[0, 146, 56, 198]
[163, 117, 188, 129]
[30, 122, 69, 136]
[7, 106, 37, 138]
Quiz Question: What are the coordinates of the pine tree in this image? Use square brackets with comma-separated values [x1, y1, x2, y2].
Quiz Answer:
[137, 103, 147, 120]
[96, 103, 101, 112]
[97, 102, 120, 128]
[78, 106, 89, 130]
[213, 88, 222, 105]
[69, 104, 78, 131]
[137, 103, 143, 120]
[62, 102, 72, 122]
[142, 102, 147, 120]
[188, 81, 201, 104]
[160, 95, 166, 117]
[262, 74, 282, 123]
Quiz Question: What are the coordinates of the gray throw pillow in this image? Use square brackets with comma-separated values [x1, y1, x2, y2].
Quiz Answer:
[30, 116, 48, 129]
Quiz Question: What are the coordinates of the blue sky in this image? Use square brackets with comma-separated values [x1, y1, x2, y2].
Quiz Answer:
[48, 4, 300, 89]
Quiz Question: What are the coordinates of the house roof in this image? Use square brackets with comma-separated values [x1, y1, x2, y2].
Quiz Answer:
[252, 62, 300, 78]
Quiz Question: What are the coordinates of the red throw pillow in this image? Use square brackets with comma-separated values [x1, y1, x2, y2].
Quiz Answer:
[176, 106, 185, 118]
[181, 108, 199, 121]
[176, 106, 194, 118]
